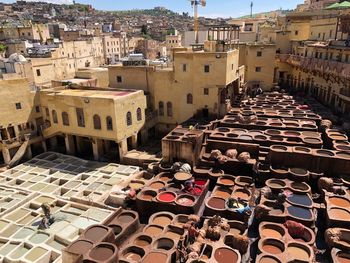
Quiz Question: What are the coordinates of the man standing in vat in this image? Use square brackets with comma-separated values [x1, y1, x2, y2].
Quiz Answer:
[188, 222, 199, 244]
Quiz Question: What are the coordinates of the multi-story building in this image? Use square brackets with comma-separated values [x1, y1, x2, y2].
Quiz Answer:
[102, 35, 121, 64]
[0, 23, 50, 42]
[165, 31, 182, 57]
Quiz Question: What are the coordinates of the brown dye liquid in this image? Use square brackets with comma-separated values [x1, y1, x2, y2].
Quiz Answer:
[129, 182, 144, 189]
[338, 255, 350, 263]
[329, 209, 350, 220]
[118, 214, 134, 223]
[150, 182, 165, 189]
[220, 178, 234, 185]
[125, 252, 142, 261]
[153, 216, 172, 226]
[208, 197, 225, 209]
[262, 245, 283, 254]
[90, 246, 114, 261]
[175, 172, 191, 181]
[214, 248, 238, 263]
[160, 176, 171, 182]
[269, 183, 284, 188]
[287, 246, 309, 261]
[329, 197, 350, 207]
[84, 227, 108, 242]
[68, 240, 93, 254]
[141, 193, 154, 200]
[233, 191, 249, 199]
[165, 231, 180, 239]
[261, 228, 282, 239]
[145, 226, 163, 236]
[135, 238, 150, 247]
[143, 252, 168, 263]
[214, 190, 231, 199]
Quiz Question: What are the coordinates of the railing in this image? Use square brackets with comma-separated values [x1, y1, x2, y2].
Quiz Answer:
[276, 54, 350, 80]
[340, 88, 350, 98]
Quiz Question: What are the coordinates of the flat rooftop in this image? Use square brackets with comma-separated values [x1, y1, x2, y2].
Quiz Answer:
[44, 88, 140, 99]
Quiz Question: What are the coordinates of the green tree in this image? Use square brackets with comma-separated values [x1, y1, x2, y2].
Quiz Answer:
[141, 25, 148, 35]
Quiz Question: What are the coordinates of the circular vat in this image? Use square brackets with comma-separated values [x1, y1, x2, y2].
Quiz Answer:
[290, 182, 310, 193]
[286, 242, 311, 262]
[217, 175, 235, 187]
[254, 135, 268, 141]
[151, 213, 173, 226]
[89, 243, 117, 262]
[206, 197, 226, 210]
[227, 133, 239, 138]
[68, 239, 93, 255]
[176, 195, 196, 207]
[139, 190, 157, 201]
[256, 254, 281, 263]
[83, 225, 109, 243]
[142, 252, 168, 263]
[154, 237, 174, 250]
[271, 145, 288, 152]
[270, 123, 283, 127]
[335, 251, 350, 263]
[302, 124, 316, 129]
[270, 136, 284, 142]
[213, 187, 232, 199]
[213, 133, 226, 137]
[232, 188, 250, 200]
[260, 238, 285, 255]
[285, 122, 299, 128]
[270, 166, 289, 177]
[157, 191, 176, 203]
[209, 168, 224, 177]
[129, 180, 145, 190]
[256, 121, 267, 125]
[290, 168, 308, 176]
[217, 127, 230, 133]
[214, 247, 239, 263]
[284, 131, 301, 137]
[287, 206, 312, 220]
[259, 223, 285, 239]
[335, 145, 350, 151]
[328, 197, 350, 208]
[239, 135, 253, 141]
[303, 137, 322, 144]
[117, 212, 136, 224]
[149, 181, 166, 190]
[337, 151, 350, 159]
[266, 130, 281, 136]
[328, 208, 350, 220]
[166, 135, 180, 140]
[235, 176, 253, 187]
[294, 146, 311, 153]
[122, 246, 145, 262]
[316, 149, 335, 157]
[133, 235, 152, 247]
[174, 172, 192, 182]
[173, 215, 189, 227]
[143, 225, 164, 237]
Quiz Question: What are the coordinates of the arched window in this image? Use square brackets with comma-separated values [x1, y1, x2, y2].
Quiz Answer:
[126, 112, 132, 126]
[187, 93, 193, 104]
[62, 112, 69, 126]
[167, 102, 173, 117]
[93, 114, 101, 130]
[159, 101, 164, 116]
[52, 110, 58, 124]
[106, 116, 113, 130]
[137, 108, 142, 121]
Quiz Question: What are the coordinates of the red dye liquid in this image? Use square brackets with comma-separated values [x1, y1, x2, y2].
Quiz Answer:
[195, 180, 207, 186]
[158, 192, 175, 202]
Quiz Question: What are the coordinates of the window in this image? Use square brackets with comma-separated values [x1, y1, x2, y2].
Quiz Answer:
[117, 76, 122, 83]
[257, 51, 262, 57]
[106, 116, 113, 130]
[330, 53, 333, 60]
[35, 106, 40, 113]
[126, 112, 132, 126]
[52, 110, 58, 124]
[255, 67, 262, 72]
[183, 64, 187, 72]
[345, 54, 349, 63]
[45, 107, 49, 117]
[62, 112, 69, 126]
[167, 102, 173, 117]
[159, 101, 164, 116]
[137, 108, 142, 121]
[36, 69, 41, 76]
[187, 93, 193, 104]
[93, 114, 101, 129]
[15, 103, 22, 110]
[204, 88, 209, 95]
[295, 31, 298, 35]
[204, 65, 210, 73]
[76, 108, 85, 127]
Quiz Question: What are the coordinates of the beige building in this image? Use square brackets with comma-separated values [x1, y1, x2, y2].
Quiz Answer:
[0, 23, 50, 42]
[0, 76, 147, 165]
[166, 32, 182, 57]
[109, 37, 242, 134]
[102, 35, 121, 64]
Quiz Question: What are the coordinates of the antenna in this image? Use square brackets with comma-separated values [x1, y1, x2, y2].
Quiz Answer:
[250, 1, 253, 18]
[190, 0, 206, 44]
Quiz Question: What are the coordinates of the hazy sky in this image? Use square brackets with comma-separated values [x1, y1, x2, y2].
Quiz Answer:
[1, 0, 305, 17]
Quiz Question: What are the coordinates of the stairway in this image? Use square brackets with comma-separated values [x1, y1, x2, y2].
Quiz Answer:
[8, 137, 30, 167]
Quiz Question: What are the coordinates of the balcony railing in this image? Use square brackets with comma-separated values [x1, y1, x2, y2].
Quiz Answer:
[276, 54, 350, 80]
